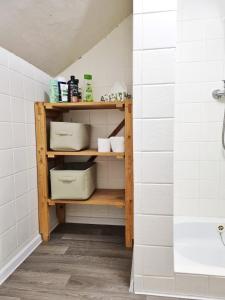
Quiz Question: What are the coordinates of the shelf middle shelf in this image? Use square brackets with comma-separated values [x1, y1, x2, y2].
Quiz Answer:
[47, 149, 125, 158]
[48, 189, 125, 208]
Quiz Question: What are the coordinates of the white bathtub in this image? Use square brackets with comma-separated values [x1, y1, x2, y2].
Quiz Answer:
[174, 217, 225, 276]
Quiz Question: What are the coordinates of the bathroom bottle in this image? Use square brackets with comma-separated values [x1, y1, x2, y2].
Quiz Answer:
[57, 77, 68, 102]
[68, 76, 79, 102]
[49, 79, 59, 103]
[83, 74, 93, 102]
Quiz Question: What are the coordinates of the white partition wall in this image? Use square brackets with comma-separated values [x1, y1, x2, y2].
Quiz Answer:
[133, 0, 225, 299]
[133, 0, 177, 295]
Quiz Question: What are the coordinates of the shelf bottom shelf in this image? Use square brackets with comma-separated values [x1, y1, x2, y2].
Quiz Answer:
[48, 189, 125, 208]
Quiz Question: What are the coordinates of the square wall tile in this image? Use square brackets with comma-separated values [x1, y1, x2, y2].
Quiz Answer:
[177, 61, 223, 83]
[25, 100, 35, 123]
[14, 171, 28, 198]
[26, 124, 36, 146]
[135, 215, 173, 246]
[133, 14, 143, 50]
[13, 123, 26, 148]
[175, 274, 208, 297]
[27, 189, 38, 212]
[177, 41, 204, 62]
[12, 97, 25, 123]
[0, 94, 11, 122]
[174, 161, 199, 180]
[0, 66, 10, 95]
[174, 179, 198, 199]
[209, 276, 225, 298]
[16, 193, 29, 221]
[17, 216, 29, 247]
[28, 210, 39, 238]
[134, 245, 174, 276]
[13, 148, 27, 173]
[142, 84, 174, 118]
[134, 183, 173, 215]
[143, 11, 176, 49]
[142, 152, 173, 183]
[133, 119, 142, 151]
[0, 176, 15, 207]
[27, 168, 37, 190]
[10, 70, 24, 98]
[133, 85, 142, 119]
[0, 226, 17, 268]
[174, 142, 199, 161]
[142, 276, 175, 295]
[142, 119, 173, 151]
[179, 19, 205, 42]
[142, 49, 176, 84]
[23, 77, 36, 101]
[134, 152, 142, 183]
[0, 201, 16, 235]
[133, 51, 142, 84]
[0, 150, 13, 178]
[0, 123, 12, 150]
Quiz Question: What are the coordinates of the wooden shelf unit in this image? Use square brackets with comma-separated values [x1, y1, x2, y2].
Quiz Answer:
[35, 100, 133, 248]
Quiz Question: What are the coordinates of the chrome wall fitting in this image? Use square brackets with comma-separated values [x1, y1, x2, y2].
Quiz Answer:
[212, 80, 225, 100]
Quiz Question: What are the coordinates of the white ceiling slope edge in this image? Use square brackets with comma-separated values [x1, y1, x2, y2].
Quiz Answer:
[0, 0, 132, 76]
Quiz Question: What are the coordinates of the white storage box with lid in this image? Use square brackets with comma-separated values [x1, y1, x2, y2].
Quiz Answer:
[50, 121, 90, 151]
[50, 162, 96, 200]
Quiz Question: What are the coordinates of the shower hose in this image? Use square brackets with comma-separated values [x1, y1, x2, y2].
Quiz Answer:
[223, 105, 225, 150]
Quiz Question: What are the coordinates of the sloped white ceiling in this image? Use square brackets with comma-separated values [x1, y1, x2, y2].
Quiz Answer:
[0, 0, 132, 75]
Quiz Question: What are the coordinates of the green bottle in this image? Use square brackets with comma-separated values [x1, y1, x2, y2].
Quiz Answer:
[49, 79, 59, 103]
[84, 74, 93, 102]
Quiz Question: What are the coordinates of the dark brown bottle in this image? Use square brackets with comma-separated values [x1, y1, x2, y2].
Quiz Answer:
[67, 76, 79, 102]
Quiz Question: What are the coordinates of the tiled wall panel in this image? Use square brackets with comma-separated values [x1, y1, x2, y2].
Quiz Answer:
[133, 0, 176, 296]
[133, 0, 225, 299]
[0, 47, 51, 272]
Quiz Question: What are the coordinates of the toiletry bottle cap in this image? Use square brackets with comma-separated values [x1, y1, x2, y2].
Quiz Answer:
[71, 75, 75, 80]
[84, 74, 92, 80]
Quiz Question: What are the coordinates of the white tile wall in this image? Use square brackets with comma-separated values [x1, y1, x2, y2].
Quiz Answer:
[133, 0, 176, 296]
[174, 0, 225, 219]
[59, 16, 132, 225]
[134, 0, 225, 299]
[0, 46, 51, 272]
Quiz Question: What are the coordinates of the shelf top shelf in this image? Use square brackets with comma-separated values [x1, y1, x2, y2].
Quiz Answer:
[48, 189, 125, 208]
[47, 149, 125, 158]
[42, 100, 131, 110]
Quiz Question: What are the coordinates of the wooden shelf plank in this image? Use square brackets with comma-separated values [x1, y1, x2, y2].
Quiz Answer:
[48, 189, 125, 208]
[44, 101, 127, 110]
[47, 150, 124, 159]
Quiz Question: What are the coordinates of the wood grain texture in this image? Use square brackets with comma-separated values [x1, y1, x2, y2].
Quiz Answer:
[35, 103, 50, 241]
[48, 189, 125, 208]
[125, 101, 133, 247]
[44, 101, 125, 111]
[0, 224, 145, 300]
[47, 150, 125, 158]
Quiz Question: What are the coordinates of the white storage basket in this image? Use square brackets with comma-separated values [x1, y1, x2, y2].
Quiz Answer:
[50, 162, 96, 200]
[50, 121, 90, 151]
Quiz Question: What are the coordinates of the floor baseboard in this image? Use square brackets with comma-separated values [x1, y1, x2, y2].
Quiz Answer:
[0, 234, 42, 285]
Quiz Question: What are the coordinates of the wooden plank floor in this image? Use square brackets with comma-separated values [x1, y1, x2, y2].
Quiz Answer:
[0, 224, 146, 300]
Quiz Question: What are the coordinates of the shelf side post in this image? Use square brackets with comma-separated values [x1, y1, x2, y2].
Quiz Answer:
[35, 102, 50, 241]
[125, 100, 133, 248]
